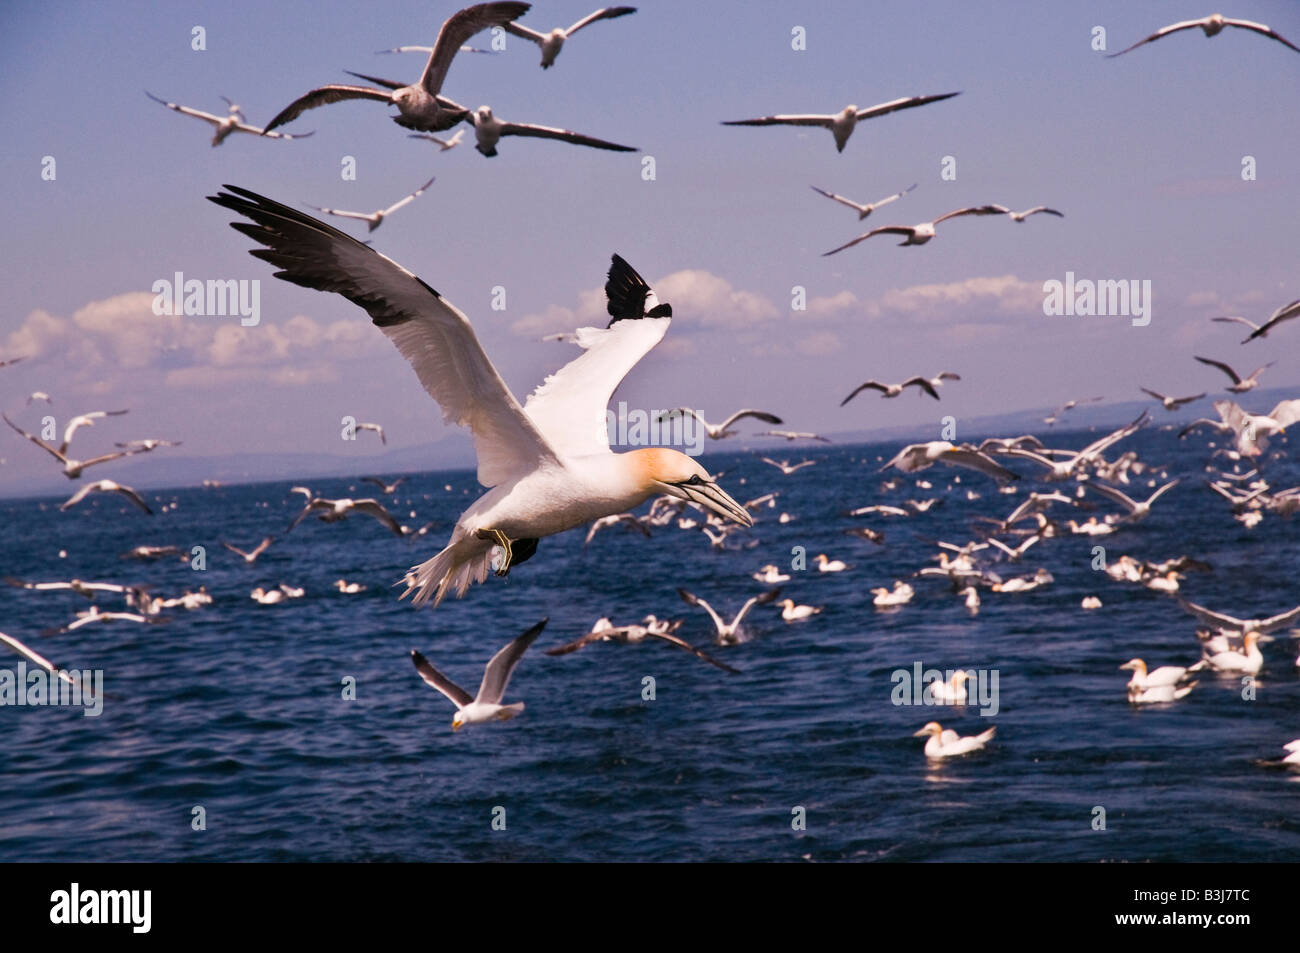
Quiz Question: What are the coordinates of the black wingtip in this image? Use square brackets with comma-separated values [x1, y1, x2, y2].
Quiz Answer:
[605, 253, 652, 323]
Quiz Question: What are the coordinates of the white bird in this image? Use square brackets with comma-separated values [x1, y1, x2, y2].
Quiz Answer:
[813, 553, 847, 573]
[1210, 398, 1300, 457]
[1087, 479, 1180, 522]
[988, 204, 1065, 222]
[823, 205, 1006, 253]
[222, 537, 276, 563]
[334, 579, 367, 593]
[723, 92, 960, 154]
[411, 619, 545, 731]
[1080, 596, 1102, 609]
[213, 187, 751, 608]
[1108, 13, 1300, 58]
[810, 182, 916, 220]
[1194, 356, 1274, 393]
[361, 476, 408, 495]
[754, 565, 791, 584]
[277, 584, 305, 599]
[882, 442, 1019, 483]
[776, 598, 821, 621]
[1128, 681, 1198, 704]
[354, 422, 387, 444]
[840, 376, 943, 403]
[1139, 387, 1205, 411]
[676, 587, 780, 644]
[26, 391, 51, 405]
[59, 480, 152, 514]
[408, 128, 467, 151]
[503, 5, 637, 68]
[758, 429, 832, 443]
[871, 581, 913, 606]
[145, 92, 315, 145]
[1212, 298, 1300, 344]
[761, 457, 816, 475]
[986, 535, 1040, 561]
[44, 607, 165, 635]
[250, 587, 285, 604]
[1002, 412, 1150, 481]
[961, 586, 981, 612]
[1192, 631, 1272, 675]
[263, 2, 529, 134]
[991, 568, 1054, 593]
[1043, 396, 1104, 425]
[0, 631, 79, 687]
[466, 104, 636, 156]
[913, 721, 996, 759]
[307, 177, 434, 233]
[583, 511, 651, 544]
[1177, 599, 1300, 636]
[544, 616, 737, 672]
[1119, 658, 1198, 696]
[287, 497, 405, 536]
[3, 410, 140, 479]
[655, 407, 782, 439]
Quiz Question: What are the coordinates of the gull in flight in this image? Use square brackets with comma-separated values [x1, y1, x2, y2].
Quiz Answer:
[354, 422, 387, 444]
[411, 619, 545, 731]
[1043, 396, 1103, 425]
[307, 177, 434, 233]
[1209, 398, 1300, 457]
[988, 204, 1064, 222]
[676, 586, 781, 644]
[810, 183, 916, 220]
[408, 129, 466, 151]
[723, 92, 960, 154]
[1087, 479, 1180, 523]
[882, 442, 1019, 483]
[3, 410, 138, 478]
[758, 429, 831, 443]
[761, 457, 816, 475]
[913, 722, 996, 759]
[823, 205, 1007, 253]
[544, 616, 739, 673]
[43, 606, 168, 636]
[211, 186, 751, 608]
[1139, 387, 1204, 411]
[465, 105, 637, 156]
[60, 480, 152, 514]
[145, 92, 315, 145]
[840, 375, 945, 404]
[655, 407, 782, 439]
[0, 631, 79, 687]
[287, 497, 405, 536]
[115, 438, 181, 452]
[1108, 13, 1300, 58]
[1212, 298, 1300, 344]
[27, 391, 52, 405]
[583, 511, 651, 545]
[362, 476, 408, 495]
[1000, 412, 1150, 481]
[263, 2, 530, 134]
[1194, 356, 1274, 393]
[222, 536, 276, 563]
[503, 5, 637, 68]
[0, 356, 25, 368]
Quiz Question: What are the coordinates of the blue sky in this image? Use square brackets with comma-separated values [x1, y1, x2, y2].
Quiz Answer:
[1, 0, 1297, 492]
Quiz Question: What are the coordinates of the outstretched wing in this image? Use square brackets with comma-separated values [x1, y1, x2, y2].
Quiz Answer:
[410, 650, 474, 707]
[477, 619, 547, 703]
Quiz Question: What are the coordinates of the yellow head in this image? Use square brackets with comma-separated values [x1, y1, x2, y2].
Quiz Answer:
[630, 448, 752, 526]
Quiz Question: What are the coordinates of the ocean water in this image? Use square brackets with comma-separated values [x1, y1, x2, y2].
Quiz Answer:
[1, 424, 1297, 862]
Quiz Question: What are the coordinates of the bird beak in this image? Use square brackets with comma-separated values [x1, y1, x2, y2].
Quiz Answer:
[912, 727, 930, 737]
[669, 480, 753, 527]
[452, 721, 462, 732]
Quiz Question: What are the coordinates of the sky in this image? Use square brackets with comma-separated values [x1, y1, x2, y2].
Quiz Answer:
[1, 0, 1298, 495]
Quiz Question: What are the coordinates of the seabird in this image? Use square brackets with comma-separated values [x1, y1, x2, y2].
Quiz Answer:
[222, 536, 276, 563]
[1212, 298, 1300, 343]
[1087, 479, 1180, 522]
[754, 565, 791, 584]
[43, 607, 167, 635]
[263, 2, 529, 134]
[814, 554, 847, 573]
[1119, 657, 1198, 698]
[583, 511, 652, 544]
[758, 429, 831, 443]
[3, 410, 139, 479]
[411, 619, 545, 731]
[988, 204, 1064, 222]
[1210, 398, 1300, 457]
[655, 407, 782, 439]
[913, 722, 996, 759]
[1108, 13, 1300, 58]
[0, 631, 79, 687]
[466, 105, 636, 156]
[810, 182, 916, 220]
[723, 92, 960, 154]
[250, 587, 285, 605]
[823, 205, 1006, 253]
[361, 476, 408, 495]
[26, 391, 52, 405]
[287, 497, 405, 536]
[840, 376, 943, 404]
[59, 480, 152, 514]
[775, 598, 821, 621]
[212, 187, 750, 607]
[306, 177, 434, 233]
[544, 616, 738, 673]
[408, 129, 466, 151]
[114, 438, 181, 452]
[1042, 396, 1104, 425]
[1139, 387, 1205, 411]
[882, 442, 1019, 483]
[503, 5, 637, 68]
[871, 581, 914, 606]
[676, 586, 780, 644]
[355, 422, 387, 444]
[931, 671, 973, 704]
[1191, 631, 1272, 675]
[1177, 598, 1300, 636]
[761, 457, 816, 475]
[1000, 412, 1150, 481]
[145, 92, 315, 145]
[1194, 356, 1274, 393]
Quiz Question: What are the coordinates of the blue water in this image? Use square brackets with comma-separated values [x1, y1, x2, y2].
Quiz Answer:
[1, 425, 1298, 861]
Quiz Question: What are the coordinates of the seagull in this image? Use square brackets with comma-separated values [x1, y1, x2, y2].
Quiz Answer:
[775, 598, 821, 621]
[913, 722, 996, 759]
[287, 497, 405, 536]
[1001, 412, 1150, 481]
[722, 92, 960, 154]
[1108, 13, 1300, 58]
[354, 422, 386, 444]
[59, 480, 152, 514]
[1043, 396, 1103, 425]
[408, 129, 466, 151]
[882, 442, 1019, 483]
[145, 92, 315, 145]
[502, 5, 637, 68]
[760, 457, 816, 475]
[1212, 298, 1300, 344]
[466, 105, 636, 156]
[544, 616, 739, 673]
[2, 411, 139, 478]
[222, 536, 276, 563]
[1139, 387, 1205, 411]
[810, 183, 916, 220]
[988, 205, 1064, 222]
[676, 587, 780, 644]
[263, 2, 530, 134]
[1194, 356, 1274, 393]
[758, 430, 831, 443]
[306, 177, 434, 233]
[26, 391, 52, 405]
[840, 376, 942, 404]
[411, 619, 546, 731]
[655, 407, 782, 439]
[583, 511, 651, 544]
[212, 187, 751, 608]
[1087, 479, 1180, 522]
[0, 631, 79, 687]
[1177, 599, 1300, 637]
[823, 206, 1006, 253]
[362, 476, 408, 495]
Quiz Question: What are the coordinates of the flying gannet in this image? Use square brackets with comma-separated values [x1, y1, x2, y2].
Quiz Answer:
[761, 457, 816, 475]
[676, 586, 780, 644]
[810, 183, 916, 220]
[408, 129, 467, 151]
[307, 177, 434, 233]
[544, 615, 738, 672]
[212, 187, 750, 607]
[0, 631, 79, 687]
[655, 407, 782, 439]
[286, 497, 405, 537]
[1087, 479, 1180, 522]
[881, 442, 1019, 483]
[221, 536, 276, 563]
[411, 619, 546, 730]
[465, 105, 637, 156]
[2, 410, 140, 479]
[723, 92, 960, 154]
[823, 205, 1006, 253]
[361, 476, 408, 495]
[503, 5, 637, 68]
[1108, 13, 1300, 58]
[987, 205, 1064, 222]
[145, 92, 315, 145]
[758, 430, 831, 443]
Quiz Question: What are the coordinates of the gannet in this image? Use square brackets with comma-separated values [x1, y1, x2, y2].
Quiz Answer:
[1087, 479, 1180, 522]
[120, 545, 184, 561]
[1145, 571, 1182, 593]
[1042, 396, 1104, 425]
[1194, 356, 1274, 394]
[221, 536, 276, 563]
[1002, 412, 1150, 481]
[1192, 631, 1272, 674]
[655, 407, 782, 439]
[986, 535, 1040, 561]
[4, 577, 138, 599]
[334, 579, 367, 593]
[1212, 298, 1300, 343]
[408, 129, 466, 151]
[810, 182, 916, 220]
[931, 671, 972, 704]
[412, 619, 545, 730]
[544, 616, 738, 672]
[2, 410, 141, 479]
[26, 391, 52, 405]
[722, 92, 960, 154]
[361, 476, 408, 495]
[1210, 398, 1300, 457]
[1139, 387, 1205, 411]
[1119, 658, 1198, 696]
[583, 511, 651, 544]
[0, 356, 26, 368]
[145, 92, 315, 145]
[59, 480, 152, 514]
[466, 105, 636, 156]
[43, 607, 166, 635]
[503, 5, 637, 68]
[758, 429, 832, 443]
[776, 598, 821, 621]
[213, 186, 750, 607]
[988, 205, 1065, 222]
[754, 565, 791, 584]
[882, 442, 1019, 483]
[355, 422, 387, 444]
[1067, 517, 1113, 536]
[823, 205, 1007, 253]
[287, 497, 405, 537]
[761, 457, 816, 475]
[306, 177, 434, 233]
[871, 581, 914, 606]
[844, 526, 885, 544]
[961, 586, 981, 612]
[0, 631, 80, 687]
[1081, 595, 1102, 609]
[1108, 13, 1300, 58]
[814, 553, 848, 573]
[263, 2, 529, 134]
[840, 376, 943, 403]
[677, 586, 780, 644]
[1177, 599, 1300, 636]
[991, 568, 1053, 593]
[913, 722, 996, 759]
[250, 587, 285, 605]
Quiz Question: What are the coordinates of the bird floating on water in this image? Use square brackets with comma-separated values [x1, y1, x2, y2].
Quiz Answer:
[914, 721, 995, 759]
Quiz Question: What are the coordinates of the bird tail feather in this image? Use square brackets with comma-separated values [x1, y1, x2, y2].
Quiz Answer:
[401, 535, 492, 608]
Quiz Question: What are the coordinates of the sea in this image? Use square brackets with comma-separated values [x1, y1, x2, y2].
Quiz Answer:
[1, 423, 1297, 862]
